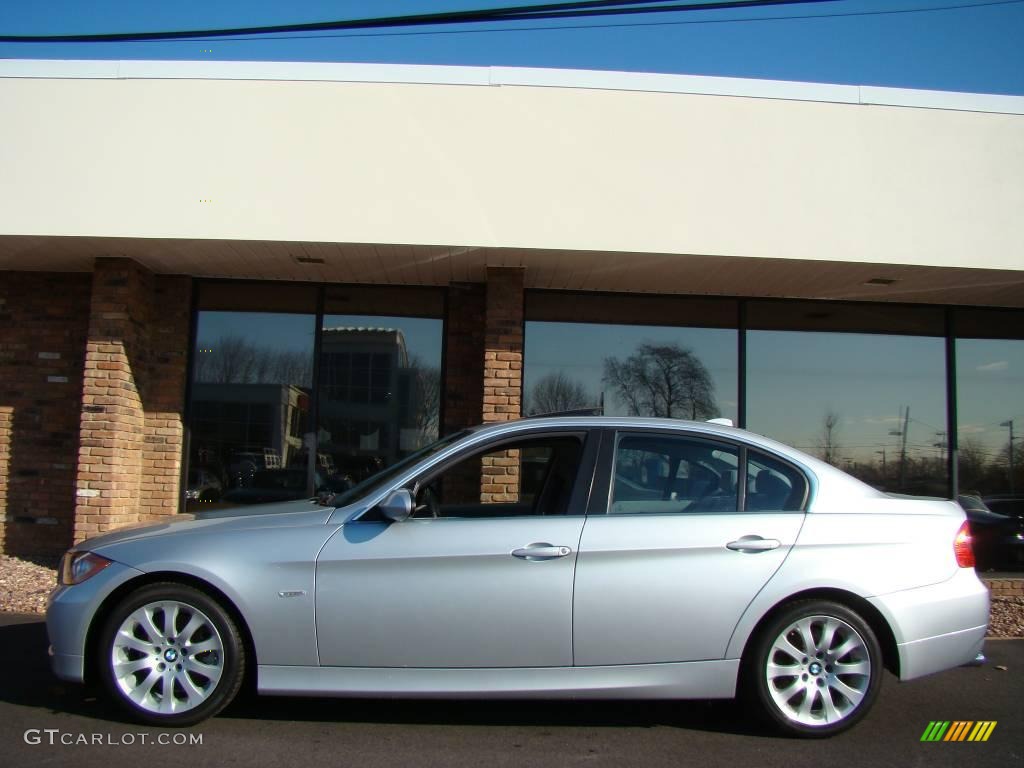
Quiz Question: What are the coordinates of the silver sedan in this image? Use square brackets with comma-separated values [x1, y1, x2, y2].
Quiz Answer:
[47, 417, 989, 737]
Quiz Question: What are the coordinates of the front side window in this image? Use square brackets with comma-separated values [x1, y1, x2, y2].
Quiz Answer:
[610, 433, 739, 514]
[413, 435, 585, 519]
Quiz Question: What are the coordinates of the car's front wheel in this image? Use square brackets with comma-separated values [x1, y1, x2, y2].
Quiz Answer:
[745, 600, 883, 738]
[98, 582, 245, 726]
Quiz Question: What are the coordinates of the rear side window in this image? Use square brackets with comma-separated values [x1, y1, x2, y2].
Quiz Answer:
[746, 451, 808, 512]
[610, 434, 739, 514]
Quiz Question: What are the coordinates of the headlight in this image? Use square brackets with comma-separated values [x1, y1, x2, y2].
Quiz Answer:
[58, 551, 113, 586]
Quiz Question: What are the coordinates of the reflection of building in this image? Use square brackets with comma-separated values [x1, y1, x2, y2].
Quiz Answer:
[190, 383, 308, 488]
[1, 60, 1022, 561]
[319, 327, 427, 472]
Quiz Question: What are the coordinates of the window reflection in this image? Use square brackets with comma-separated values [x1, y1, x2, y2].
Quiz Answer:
[317, 315, 443, 488]
[956, 338, 1024, 571]
[957, 339, 1024, 497]
[524, 322, 738, 422]
[187, 312, 316, 511]
[746, 331, 947, 496]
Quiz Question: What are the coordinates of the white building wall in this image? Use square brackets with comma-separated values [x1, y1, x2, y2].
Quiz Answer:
[1, 62, 1022, 272]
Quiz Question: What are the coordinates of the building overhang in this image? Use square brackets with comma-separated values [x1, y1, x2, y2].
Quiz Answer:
[2, 235, 1021, 308]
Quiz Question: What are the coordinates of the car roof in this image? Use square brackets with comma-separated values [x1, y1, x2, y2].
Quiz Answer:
[467, 416, 809, 463]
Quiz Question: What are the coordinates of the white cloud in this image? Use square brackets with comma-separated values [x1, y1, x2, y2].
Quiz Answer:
[976, 360, 1008, 372]
[863, 415, 902, 425]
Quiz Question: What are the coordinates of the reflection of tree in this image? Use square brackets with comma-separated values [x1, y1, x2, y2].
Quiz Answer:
[603, 343, 717, 419]
[958, 438, 990, 493]
[195, 335, 312, 386]
[818, 410, 842, 466]
[958, 437, 1024, 496]
[528, 371, 590, 416]
[409, 355, 440, 443]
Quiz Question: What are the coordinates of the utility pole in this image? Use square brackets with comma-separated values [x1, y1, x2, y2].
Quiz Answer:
[1002, 420, 1016, 494]
[934, 431, 946, 465]
[900, 406, 910, 488]
[889, 406, 910, 489]
[875, 448, 887, 478]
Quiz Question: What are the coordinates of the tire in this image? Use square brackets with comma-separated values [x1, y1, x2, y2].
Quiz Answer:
[743, 600, 883, 738]
[97, 582, 245, 726]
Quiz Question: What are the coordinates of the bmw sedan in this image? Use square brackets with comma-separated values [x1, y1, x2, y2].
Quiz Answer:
[47, 417, 989, 737]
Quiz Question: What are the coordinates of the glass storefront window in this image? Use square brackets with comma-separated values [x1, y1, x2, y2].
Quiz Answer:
[956, 338, 1024, 499]
[746, 330, 948, 496]
[317, 314, 443, 488]
[187, 312, 316, 512]
[524, 322, 738, 422]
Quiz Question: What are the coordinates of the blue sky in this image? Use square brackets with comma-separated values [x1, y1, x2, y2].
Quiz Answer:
[2, 1, 1024, 95]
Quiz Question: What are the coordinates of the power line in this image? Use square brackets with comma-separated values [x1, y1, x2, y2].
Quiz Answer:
[2, 0, 1017, 44]
[196, 0, 1024, 42]
[0, 1, 845, 43]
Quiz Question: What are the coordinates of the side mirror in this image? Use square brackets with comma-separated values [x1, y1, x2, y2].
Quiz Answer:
[378, 489, 413, 523]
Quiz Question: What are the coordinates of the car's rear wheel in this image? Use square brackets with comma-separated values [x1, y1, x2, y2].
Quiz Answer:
[745, 600, 882, 738]
[98, 582, 244, 726]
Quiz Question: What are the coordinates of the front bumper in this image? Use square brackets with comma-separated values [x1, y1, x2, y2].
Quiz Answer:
[868, 567, 990, 681]
[46, 560, 145, 683]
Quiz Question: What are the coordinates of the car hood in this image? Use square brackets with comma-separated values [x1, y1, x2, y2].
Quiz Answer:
[76, 500, 334, 553]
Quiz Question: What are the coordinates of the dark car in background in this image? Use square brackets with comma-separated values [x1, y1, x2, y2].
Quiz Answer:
[185, 468, 223, 504]
[958, 494, 1024, 571]
[982, 494, 1024, 520]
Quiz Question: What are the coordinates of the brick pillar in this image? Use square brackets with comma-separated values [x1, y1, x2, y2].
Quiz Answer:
[481, 267, 525, 502]
[141, 276, 191, 524]
[442, 283, 485, 435]
[482, 267, 524, 423]
[73, 259, 191, 543]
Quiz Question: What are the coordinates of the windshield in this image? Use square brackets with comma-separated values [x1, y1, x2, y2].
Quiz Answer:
[328, 429, 472, 508]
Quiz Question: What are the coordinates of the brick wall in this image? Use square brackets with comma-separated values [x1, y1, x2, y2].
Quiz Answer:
[73, 259, 191, 543]
[0, 272, 91, 558]
[481, 267, 524, 503]
[983, 577, 1024, 598]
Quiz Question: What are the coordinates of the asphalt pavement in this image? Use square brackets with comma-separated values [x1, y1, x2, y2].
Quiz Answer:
[0, 613, 1019, 768]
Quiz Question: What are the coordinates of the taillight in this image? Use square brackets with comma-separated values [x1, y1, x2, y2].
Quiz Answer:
[954, 521, 975, 568]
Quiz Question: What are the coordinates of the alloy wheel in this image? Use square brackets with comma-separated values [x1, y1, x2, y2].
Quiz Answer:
[109, 600, 225, 715]
[764, 614, 872, 727]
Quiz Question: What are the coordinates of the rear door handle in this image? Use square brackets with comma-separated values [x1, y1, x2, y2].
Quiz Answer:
[726, 536, 781, 553]
[512, 543, 572, 561]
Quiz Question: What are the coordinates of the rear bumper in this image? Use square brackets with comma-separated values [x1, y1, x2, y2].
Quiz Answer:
[868, 567, 990, 681]
[896, 624, 987, 681]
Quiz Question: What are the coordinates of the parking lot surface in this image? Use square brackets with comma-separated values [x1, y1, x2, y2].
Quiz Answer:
[1, 613, 1019, 768]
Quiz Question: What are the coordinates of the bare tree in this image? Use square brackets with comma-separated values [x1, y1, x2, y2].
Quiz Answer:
[204, 335, 257, 384]
[408, 355, 441, 442]
[528, 371, 591, 415]
[603, 343, 717, 419]
[819, 410, 842, 466]
[957, 437, 989, 494]
[196, 335, 312, 386]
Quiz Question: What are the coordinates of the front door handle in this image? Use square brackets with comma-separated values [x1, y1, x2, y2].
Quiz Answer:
[726, 536, 781, 553]
[512, 543, 572, 561]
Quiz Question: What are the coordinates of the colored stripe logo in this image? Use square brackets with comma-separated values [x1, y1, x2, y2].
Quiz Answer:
[921, 721, 997, 742]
